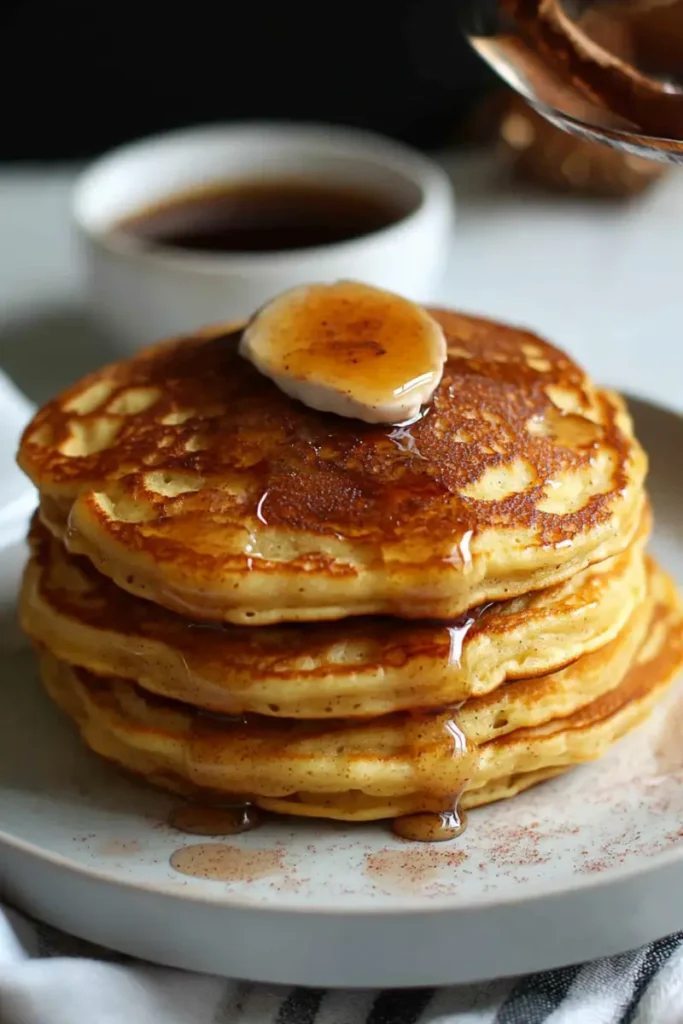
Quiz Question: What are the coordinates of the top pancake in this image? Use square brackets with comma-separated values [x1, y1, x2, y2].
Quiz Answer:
[18, 309, 647, 625]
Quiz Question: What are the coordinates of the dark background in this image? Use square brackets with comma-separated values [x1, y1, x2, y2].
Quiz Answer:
[0, 0, 492, 161]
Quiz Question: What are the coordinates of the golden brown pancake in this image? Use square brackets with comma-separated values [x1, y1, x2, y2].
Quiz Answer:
[21, 515, 649, 717]
[34, 558, 683, 823]
[19, 310, 647, 625]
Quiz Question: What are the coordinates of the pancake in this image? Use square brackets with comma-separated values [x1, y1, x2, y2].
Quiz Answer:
[19, 310, 647, 625]
[34, 558, 683, 823]
[21, 514, 649, 717]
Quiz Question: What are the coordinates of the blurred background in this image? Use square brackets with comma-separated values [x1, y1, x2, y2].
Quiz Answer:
[2, 0, 668, 199]
[0, 0, 677, 408]
[0, 0, 493, 161]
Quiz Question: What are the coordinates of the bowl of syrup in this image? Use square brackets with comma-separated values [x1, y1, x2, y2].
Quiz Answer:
[73, 123, 455, 351]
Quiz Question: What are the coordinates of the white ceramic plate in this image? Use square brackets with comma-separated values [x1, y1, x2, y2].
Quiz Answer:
[1, 396, 682, 989]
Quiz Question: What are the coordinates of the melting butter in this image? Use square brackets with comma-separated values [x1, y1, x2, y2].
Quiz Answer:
[239, 281, 447, 424]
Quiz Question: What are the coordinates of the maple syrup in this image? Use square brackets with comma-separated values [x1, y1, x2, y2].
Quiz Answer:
[168, 803, 261, 836]
[391, 708, 477, 843]
[170, 843, 282, 881]
[114, 180, 406, 254]
[393, 808, 468, 843]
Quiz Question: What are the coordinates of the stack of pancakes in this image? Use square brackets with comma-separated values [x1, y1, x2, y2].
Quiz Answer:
[17, 307, 683, 838]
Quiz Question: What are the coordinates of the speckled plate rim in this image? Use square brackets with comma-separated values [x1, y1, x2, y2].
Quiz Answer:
[2, 806, 683, 916]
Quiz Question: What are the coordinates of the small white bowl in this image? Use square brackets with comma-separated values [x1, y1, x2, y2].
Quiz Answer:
[72, 122, 456, 352]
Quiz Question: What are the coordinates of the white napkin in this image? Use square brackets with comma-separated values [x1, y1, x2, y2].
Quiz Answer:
[0, 906, 226, 1024]
[1, 905, 682, 1024]
[0, 369, 35, 653]
[0, 368, 36, 545]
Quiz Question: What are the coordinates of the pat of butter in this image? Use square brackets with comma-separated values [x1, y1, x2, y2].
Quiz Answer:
[239, 281, 447, 424]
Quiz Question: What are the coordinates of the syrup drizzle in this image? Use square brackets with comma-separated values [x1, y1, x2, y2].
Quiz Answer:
[168, 803, 261, 836]
[168, 701, 478, 846]
[446, 601, 494, 668]
[174, 602, 490, 845]
[388, 423, 427, 459]
[391, 707, 477, 844]
[392, 807, 468, 843]
[447, 620, 475, 668]
[387, 405, 431, 458]
[387, 603, 497, 842]
[387, 405, 430, 458]
[255, 491, 270, 525]
[458, 530, 474, 572]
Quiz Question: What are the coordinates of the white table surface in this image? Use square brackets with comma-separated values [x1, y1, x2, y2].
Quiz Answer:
[1, 155, 682, 415]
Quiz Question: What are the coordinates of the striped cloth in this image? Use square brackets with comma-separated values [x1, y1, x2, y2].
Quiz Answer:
[2, 906, 682, 1024]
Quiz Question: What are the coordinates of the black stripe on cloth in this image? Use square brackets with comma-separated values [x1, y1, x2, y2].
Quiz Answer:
[365, 989, 434, 1024]
[494, 962, 583, 1023]
[33, 917, 129, 963]
[275, 987, 325, 1024]
[213, 980, 253, 1023]
[620, 934, 683, 1024]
